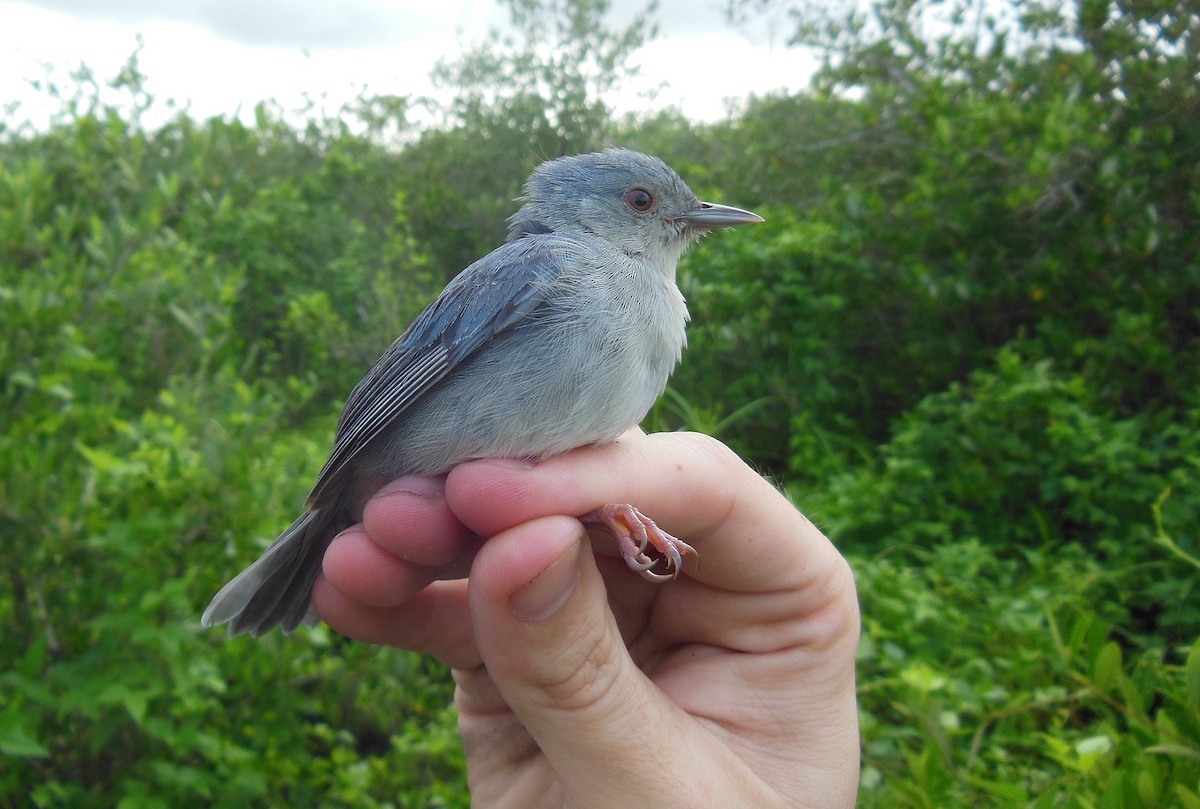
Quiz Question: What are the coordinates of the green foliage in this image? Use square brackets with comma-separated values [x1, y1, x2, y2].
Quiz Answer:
[852, 539, 1200, 807]
[817, 350, 1198, 620]
[696, 0, 1200, 458]
[808, 351, 1199, 804]
[0, 58, 462, 808]
[710, 1, 1199, 804]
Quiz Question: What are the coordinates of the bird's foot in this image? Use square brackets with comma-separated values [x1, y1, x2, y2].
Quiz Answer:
[583, 504, 696, 581]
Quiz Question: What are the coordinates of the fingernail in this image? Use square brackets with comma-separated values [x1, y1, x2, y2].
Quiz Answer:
[509, 541, 580, 622]
[372, 474, 446, 499]
[328, 526, 358, 546]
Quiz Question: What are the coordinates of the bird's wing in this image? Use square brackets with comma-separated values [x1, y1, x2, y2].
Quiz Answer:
[306, 238, 567, 509]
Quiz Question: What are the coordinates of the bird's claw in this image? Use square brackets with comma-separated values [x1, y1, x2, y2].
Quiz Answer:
[583, 504, 696, 581]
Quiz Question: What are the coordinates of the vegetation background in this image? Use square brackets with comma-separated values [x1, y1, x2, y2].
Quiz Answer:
[2, 0, 1198, 806]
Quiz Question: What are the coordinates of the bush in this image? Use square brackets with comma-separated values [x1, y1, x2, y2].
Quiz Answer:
[852, 538, 1200, 807]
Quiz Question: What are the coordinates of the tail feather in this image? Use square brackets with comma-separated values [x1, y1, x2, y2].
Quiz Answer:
[201, 504, 345, 637]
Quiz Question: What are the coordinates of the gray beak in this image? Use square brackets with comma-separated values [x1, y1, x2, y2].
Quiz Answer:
[677, 201, 764, 229]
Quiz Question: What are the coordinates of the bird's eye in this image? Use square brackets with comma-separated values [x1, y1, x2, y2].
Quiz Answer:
[625, 188, 654, 212]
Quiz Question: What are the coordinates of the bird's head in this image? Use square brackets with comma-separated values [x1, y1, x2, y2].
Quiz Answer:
[508, 149, 762, 271]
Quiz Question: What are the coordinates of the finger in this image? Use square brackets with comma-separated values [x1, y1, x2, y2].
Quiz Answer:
[458, 515, 702, 802]
[313, 575, 482, 669]
[361, 475, 478, 567]
[321, 527, 440, 608]
[320, 475, 478, 607]
[446, 431, 836, 596]
[314, 474, 483, 666]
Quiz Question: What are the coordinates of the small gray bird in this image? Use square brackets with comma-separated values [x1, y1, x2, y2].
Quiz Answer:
[202, 149, 762, 637]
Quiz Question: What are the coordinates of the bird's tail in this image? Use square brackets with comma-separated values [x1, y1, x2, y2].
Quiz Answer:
[201, 502, 346, 637]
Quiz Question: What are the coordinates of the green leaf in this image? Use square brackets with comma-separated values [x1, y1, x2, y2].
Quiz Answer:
[0, 714, 50, 759]
[124, 692, 148, 726]
[1175, 785, 1200, 809]
[1146, 744, 1200, 762]
[1093, 641, 1123, 692]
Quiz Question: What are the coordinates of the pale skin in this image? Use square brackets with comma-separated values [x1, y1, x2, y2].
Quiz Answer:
[313, 429, 861, 808]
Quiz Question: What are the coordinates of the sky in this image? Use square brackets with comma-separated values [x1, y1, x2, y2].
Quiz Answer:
[0, 0, 817, 130]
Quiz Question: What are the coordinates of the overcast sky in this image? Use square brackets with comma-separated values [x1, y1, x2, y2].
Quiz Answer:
[0, 0, 816, 129]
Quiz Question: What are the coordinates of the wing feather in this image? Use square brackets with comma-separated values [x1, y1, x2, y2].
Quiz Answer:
[306, 238, 566, 508]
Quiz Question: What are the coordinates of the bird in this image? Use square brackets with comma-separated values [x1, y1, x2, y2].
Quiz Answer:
[201, 148, 763, 637]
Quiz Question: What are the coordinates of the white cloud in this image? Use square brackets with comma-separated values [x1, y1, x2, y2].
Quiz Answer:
[11, 0, 485, 47]
[626, 32, 816, 120]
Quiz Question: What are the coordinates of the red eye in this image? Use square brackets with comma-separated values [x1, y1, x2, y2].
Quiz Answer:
[625, 188, 654, 212]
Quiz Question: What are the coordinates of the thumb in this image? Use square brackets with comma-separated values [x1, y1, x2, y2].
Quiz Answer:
[464, 515, 686, 801]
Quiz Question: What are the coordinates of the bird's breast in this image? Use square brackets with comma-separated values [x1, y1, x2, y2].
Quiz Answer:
[361, 256, 688, 477]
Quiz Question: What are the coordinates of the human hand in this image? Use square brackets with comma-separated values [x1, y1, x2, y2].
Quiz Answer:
[313, 430, 860, 808]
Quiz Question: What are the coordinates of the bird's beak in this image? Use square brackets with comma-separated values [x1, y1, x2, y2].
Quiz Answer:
[676, 201, 764, 229]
